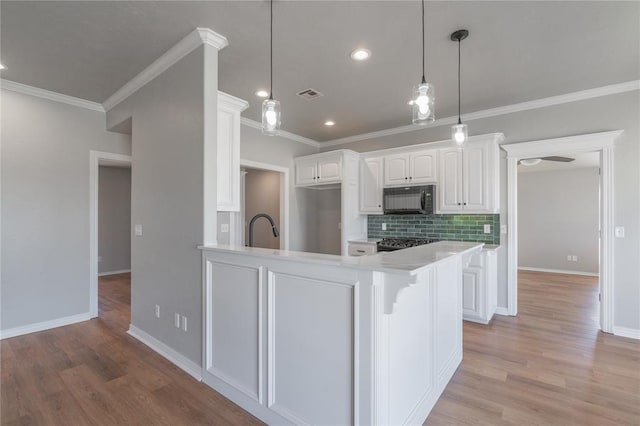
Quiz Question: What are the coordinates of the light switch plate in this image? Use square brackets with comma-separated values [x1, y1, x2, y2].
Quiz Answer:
[615, 226, 625, 238]
[382, 223, 387, 231]
[134, 224, 143, 236]
[220, 224, 229, 233]
[483, 224, 491, 234]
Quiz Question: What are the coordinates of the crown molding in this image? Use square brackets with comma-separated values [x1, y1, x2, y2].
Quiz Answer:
[219, 91, 249, 112]
[1, 79, 105, 112]
[240, 117, 321, 148]
[103, 27, 228, 111]
[321, 80, 640, 148]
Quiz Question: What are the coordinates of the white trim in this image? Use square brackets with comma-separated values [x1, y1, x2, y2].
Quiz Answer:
[1, 79, 105, 112]
[98, 269, 131, 277]
[240, 117, 321, 148]
[322, 80, 639, 147]
[503, 131, 622, 332]
[239, 159, 290, 251]
[103, 28, 228, 111]
[219, 91, 249, 112]
[494, 307, 509, 316]
[128, 325, 203, 381]
[0, 312, 91, 340]
[613, 327, 640, 340]
[518, 266, 599, 277]
[90, 151, 133, 318]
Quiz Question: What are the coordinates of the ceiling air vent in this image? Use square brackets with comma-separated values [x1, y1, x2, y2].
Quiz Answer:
[296, 88, 324, 101]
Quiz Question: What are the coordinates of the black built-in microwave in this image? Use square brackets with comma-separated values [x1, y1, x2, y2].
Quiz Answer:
[383, 185, 435, 215]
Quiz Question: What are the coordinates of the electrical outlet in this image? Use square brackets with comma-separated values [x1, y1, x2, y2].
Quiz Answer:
[182, 315, 188, 332]
[221, 224, 229, 233]
[567, 255, 572, 261]
[382, 223, 387, 231]
[615, 226, 625, 238]
[572, 255, 578, 262]
[174, 313, 180, 328]
[483, 224, 491, 234]
[155, 304, 160, 318]
[134, 224, 143, 236]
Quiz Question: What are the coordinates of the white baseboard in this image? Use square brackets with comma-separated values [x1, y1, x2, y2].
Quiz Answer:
[494, 307, 510, 316]
[613, 326, 640, 340]
[518, 266, 599, 277]
[127, 324, 202, 381]
[0, 312, 91, 340]
[98, 269, 131, 277]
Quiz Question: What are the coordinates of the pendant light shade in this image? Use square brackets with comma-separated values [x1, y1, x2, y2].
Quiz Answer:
[262, 98, 281, 134]
[262, 0, 280, 136]
[412, 0, 435, 125]
[450, 29, 469, 145]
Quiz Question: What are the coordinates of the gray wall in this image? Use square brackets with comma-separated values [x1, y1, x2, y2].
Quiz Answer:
[315, 188, 341, 255]
[245, 168, 280, 249]
[518, 167, 599, 274]
[98, 166, 131, 274]
[106, 46, 214, 364]
[1, 89, 131, 331]
[321, 90, 640, 331]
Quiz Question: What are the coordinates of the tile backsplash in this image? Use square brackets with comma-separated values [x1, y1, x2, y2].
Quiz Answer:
[368, 214, 500, 244]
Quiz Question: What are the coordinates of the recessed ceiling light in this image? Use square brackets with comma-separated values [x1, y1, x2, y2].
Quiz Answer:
[324, 120, 335, 126]
[0, 63, 6, 70]
[255, 89, 269, 98]
[350, 48, 371, 61]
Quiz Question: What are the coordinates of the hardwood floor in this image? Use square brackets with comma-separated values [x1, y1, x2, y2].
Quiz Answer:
[1, 271, 638, 425]
[0, 273, 262, 426]
[426, 271, 640, 425]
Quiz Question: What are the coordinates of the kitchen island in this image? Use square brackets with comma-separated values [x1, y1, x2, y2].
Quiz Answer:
[199, 241, 483, 425]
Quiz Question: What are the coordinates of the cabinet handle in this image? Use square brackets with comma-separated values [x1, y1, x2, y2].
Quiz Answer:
[356, 250, 366, 253]
[409, 177, 413, 179]
[464, 202, 467, 206]
[378, 205, 381, 208]
[313, 176, 316, 179]
[317, 176, 320, 179]
[458, 203, 462, 206]
[405, 177, 408, 180]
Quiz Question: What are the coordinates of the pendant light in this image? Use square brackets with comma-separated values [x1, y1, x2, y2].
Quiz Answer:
[262, 0, 281, 135]
[412, 0, 434, 125]
[450, 29, 469, 145]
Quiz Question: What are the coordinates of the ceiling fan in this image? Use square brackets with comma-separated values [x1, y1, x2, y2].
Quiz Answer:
[519, 156, 575, 166]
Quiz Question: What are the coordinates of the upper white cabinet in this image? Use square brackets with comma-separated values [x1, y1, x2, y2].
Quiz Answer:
[383, 149, 437, 187]
[437, 139, 500, 213]
[295, 152, 343, 186]
[359, 157, 383, 214]
[217, 91, 249, 211]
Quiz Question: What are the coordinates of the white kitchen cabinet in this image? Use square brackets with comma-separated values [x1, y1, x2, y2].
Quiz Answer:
[437, 139, 500, 213]
[294, 152, 343, 186]
[347, 241, 377, 256]
[463, 247, 499, 324]
[359, 157, 383, 214]
[217, 91, 249, 211]
[383, 149, 437, 187]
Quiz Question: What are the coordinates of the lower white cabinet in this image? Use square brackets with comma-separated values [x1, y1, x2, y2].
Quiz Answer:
[462, 247, 499, 324]
[347, 242, 377, 256]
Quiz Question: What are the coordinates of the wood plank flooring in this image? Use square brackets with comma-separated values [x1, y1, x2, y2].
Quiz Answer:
[1, 271, 638, 425]
[426, 271, 640, 425]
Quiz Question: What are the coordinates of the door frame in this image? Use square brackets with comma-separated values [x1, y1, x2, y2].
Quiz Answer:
[89, 150, 132, 318]
[238, 159, 290, 250]
[502, 130, 622, 333]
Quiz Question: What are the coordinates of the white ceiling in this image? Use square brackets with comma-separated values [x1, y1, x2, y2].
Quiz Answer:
[518, 151, 600, 173]
[1, 1, 638, 141]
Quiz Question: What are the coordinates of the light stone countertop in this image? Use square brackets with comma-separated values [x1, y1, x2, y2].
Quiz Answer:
[199, 241, 484, 275]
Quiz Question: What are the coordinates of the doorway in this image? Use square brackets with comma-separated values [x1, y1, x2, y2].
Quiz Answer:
[236, 159, 289, 250]
[89, 151, 132, 318]
[503, 131, 621, 333]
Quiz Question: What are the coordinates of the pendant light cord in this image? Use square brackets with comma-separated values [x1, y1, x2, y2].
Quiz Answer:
[457, 37, 462, 124]
[269, 0, 273, 100]
[421, 0, 426, 83]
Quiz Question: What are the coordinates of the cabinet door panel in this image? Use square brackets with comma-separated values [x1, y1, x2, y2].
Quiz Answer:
[464, 145, 488, 210]
[318, 158, 342, 183]
[360, 157, 383, 213]
[410, 150, 437, 183]
[462, 268, 481, 314]
[384, 154, 410, 186]
[295, 158, 317, 186]
[438, 149, 463, 212]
